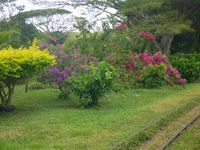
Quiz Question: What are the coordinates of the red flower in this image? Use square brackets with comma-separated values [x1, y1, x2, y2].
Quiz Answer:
[140, 32, 156, 41]
[138, 52, 154, 66]
[117, 22, 127, 31]
[127, 59, 135, 69]
[178, 79, 186, 85]
[153, 51, 168, 65]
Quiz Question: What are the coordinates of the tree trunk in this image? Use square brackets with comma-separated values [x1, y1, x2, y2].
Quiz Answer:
[0, 80, 16, 106]
[154, 35, 174, 54]
[25, 81, 28, 93]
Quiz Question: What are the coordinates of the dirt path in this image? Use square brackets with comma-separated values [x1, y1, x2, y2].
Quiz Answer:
[138, 105, 200, 150]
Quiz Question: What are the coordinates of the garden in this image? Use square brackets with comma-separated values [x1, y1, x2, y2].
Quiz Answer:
[0, 0, 200, 150]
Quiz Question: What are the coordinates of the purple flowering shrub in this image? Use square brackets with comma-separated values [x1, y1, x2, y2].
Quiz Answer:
[38, 37, 98, 98]
[47, 67, 71, 84]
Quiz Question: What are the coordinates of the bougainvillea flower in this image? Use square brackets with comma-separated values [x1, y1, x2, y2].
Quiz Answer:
[140, 32, 156, 41]
[116, 22, 127, 31]
[127, 59, 135, 69]
[178, 79, 187, 85]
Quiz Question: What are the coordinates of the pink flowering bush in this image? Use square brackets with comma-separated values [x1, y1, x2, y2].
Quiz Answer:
[139, 32, 157, 53]
[125, 51, 186, 87]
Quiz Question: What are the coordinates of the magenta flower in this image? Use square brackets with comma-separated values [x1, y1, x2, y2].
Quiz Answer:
[127, 59, 135, 69]
[80, 64, 90, 71]
[56, 43, 62, 49]
[116, 22, 127, 31]
[138, 52, 154, 66]
[153, 51, 167, 65]
[48, 67, 71, 84]
[125, 50, 186, 86]
[178, 79, 186, 85]
[140, 32, 156, 41]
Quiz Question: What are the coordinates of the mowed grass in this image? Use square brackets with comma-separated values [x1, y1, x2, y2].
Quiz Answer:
[167, 118, 200, 150]
[0, 83, 200, 150]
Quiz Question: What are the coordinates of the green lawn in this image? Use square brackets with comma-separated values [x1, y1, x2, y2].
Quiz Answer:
[0, 83, 200, 150]
[167, 118, 200, 150]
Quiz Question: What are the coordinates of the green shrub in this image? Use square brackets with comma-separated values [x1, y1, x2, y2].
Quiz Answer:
[65, 61, 116, 107]
[136, 64, 167, 88]
[170, 53, 200, 82]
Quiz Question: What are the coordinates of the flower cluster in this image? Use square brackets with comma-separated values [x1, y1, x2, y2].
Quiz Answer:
[127, 51, 186, 86]
[140, 32, 156, 41]
[138, 52, 154, 66]
[45, 50, 97, 85]
[48, 67, 71, 84]
[166, 65, 186, 85]
[56, 43, 62, 49]
[80, 64, 89, 71]
[116, 22, 127, 31]
[127, 59, 135, 69]
[153, 51, 168, 65]
[40, 36, 62, 51]
[40, 43, 50, 50]
[138, 51, 168, 66]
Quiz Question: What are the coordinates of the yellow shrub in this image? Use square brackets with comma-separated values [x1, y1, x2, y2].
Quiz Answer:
[0, 39, 55, 79]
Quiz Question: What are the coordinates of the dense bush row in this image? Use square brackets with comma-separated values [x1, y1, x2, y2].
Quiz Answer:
[1, 31, 199, 110]
[36, 34, 189, 107]
[170, 53, 200, 82]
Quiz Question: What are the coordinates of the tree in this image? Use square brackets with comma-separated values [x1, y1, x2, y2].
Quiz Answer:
[169, 0, 200, 53]
[0, 40, 55, 111]
[0, 0, 24, 20]
[14, 8, 72, 33]
[31, 0, 199, 53]
[0, 0, 38, 48]
[116, 0, 193, 53]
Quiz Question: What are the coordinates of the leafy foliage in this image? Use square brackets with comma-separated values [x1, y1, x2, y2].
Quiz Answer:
[125, 51, 186, 87]
[14, 8, 71, 19]
[39, 40, 98, 99]
[136, 64, 167, 88]
[0, 39, 55, 106]
[170, 53, 200, 82]
[65, 61, 116, 107]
